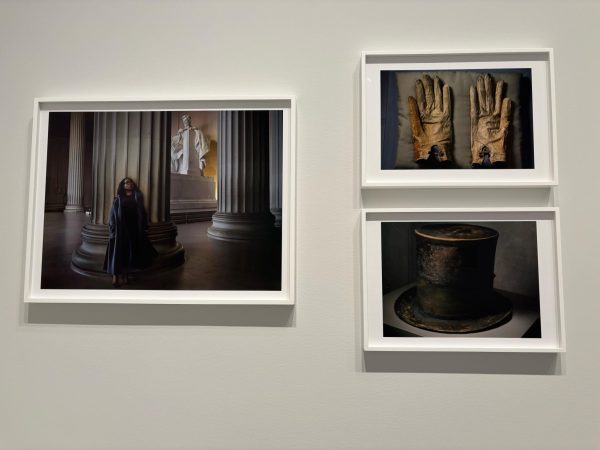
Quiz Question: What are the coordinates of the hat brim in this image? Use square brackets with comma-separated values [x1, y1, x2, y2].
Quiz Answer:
[395, 286, 513, 334]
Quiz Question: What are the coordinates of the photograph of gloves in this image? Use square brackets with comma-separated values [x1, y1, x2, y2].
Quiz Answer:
[399, 72, 519, 169]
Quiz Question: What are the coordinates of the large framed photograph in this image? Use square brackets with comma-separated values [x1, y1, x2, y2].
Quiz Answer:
[361, 49, 557, 187]
[25, 97, 296, 304]
[362, 208, 565, 352]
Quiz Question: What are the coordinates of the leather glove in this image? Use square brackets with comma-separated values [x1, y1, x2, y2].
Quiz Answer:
[408, 75, 452, 163]
[470, 74, 512, 167]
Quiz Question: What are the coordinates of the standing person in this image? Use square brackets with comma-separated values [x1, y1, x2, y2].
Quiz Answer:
[104, 177, 157, 287]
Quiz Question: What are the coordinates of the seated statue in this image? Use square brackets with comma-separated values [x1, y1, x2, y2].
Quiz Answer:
[170, 114, 211, 175]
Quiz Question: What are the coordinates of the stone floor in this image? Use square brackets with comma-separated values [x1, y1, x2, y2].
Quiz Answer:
[41, 212, 281, 291]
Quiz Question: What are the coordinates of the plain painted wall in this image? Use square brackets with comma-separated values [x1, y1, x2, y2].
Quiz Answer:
[1, 1, 599, 449]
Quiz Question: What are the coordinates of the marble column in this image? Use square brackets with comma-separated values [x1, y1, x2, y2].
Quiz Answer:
[207, 111, 275, 241]
[269, 110, 283, 228]
[64, 112, 86, 212]
[72, 111, 184, 275]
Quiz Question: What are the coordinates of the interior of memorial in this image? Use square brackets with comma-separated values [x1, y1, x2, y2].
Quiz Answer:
[40, 110, 283, 290]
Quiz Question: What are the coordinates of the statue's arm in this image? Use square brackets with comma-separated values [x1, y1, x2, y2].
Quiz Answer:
[170, 133, 184, 159]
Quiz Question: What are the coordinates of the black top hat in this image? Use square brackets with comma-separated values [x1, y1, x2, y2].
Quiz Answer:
[395, 224, 512, 334]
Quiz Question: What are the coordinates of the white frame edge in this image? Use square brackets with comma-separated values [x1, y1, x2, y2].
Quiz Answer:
[360, 48, 559, 188]
[24, 95, 297, 305]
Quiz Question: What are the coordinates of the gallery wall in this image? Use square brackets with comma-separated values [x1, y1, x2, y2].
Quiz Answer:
[1, 1, 599, 449]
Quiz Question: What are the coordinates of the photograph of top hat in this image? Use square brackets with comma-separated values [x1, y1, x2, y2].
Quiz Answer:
[24, 97, 296, 305]
[382, 221, 539, 337]
[361, 208, 565, 352]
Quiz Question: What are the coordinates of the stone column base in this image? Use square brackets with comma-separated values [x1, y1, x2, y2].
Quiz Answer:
[207, 212, 275, 241]
[71, 221, 185, 276]
[64, 204, 84, 213]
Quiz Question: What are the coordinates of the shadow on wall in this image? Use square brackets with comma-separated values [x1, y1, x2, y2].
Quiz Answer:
[26, 303, 295, 327]
[363, 351, 564, 375]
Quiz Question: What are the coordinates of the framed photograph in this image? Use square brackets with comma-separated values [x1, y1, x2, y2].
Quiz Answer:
[361, 208, 565, 352]
[25, 96, 296, 304]
[361, 49, 558, 187]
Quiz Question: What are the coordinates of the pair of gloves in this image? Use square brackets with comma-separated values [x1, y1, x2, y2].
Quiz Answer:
[407, 74, 512, 167]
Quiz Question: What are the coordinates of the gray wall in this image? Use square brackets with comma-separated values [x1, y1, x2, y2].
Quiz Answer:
[1, 1, 598, 449]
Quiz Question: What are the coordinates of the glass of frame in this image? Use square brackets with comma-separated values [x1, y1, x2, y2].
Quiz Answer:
[25, 97, 296, 304]
[361, 49, 558, 187]
[361, 208, 565, 352]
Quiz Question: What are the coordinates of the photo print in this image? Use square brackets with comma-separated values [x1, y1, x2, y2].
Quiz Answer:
[39, 109, 285, 292]
[381, 221, 541, 338]
[380, 69, 534, 170]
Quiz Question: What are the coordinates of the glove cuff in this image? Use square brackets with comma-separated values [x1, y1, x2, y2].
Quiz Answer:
[471, 146, 506, 166]
[414, 142, 451, 163]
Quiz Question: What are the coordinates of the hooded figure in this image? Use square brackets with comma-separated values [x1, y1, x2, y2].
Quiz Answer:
[103, 177, 158, 286]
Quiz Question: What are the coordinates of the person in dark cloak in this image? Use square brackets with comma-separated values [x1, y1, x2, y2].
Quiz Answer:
[103, 177, 157, 287]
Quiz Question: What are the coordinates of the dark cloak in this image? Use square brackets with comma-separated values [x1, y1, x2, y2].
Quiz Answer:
[103, 191, 157, 275]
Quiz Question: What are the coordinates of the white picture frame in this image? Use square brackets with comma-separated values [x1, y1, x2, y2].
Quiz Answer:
[361, 49, 558, 188]
[25, 96, 296, 305]
[361, 207, 565, 352]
